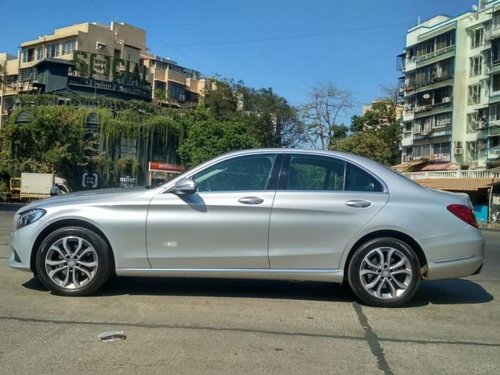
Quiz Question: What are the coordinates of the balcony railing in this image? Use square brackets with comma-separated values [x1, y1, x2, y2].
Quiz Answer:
[67, 76, 151, 99]
[404, 170, 500, 179]
[404, 73, 453, 92]
[409, 99, 452, 115]
[415, 45, 455, 65]
[485, 26, 500, 41]
[488, 147, 500, 159]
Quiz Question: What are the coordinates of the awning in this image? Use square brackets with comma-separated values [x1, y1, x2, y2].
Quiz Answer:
[391, 160, 427, 173]
[419, 163, 457, 171]
[415, 178, 500, 192]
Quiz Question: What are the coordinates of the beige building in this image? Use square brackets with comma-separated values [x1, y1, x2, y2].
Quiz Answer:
[0, 53, 18, 126]
[0, 21, 211, 126]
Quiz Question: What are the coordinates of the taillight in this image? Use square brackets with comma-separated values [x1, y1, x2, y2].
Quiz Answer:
[447, 204, 478, 228]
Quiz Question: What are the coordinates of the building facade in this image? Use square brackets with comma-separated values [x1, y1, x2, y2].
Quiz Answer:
[397, 1, 500, 223]
[0, 22, 211, 127]
[398, 0, 500, 170]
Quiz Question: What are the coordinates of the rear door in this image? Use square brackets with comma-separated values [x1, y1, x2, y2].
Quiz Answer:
[269, 154, 389, 269]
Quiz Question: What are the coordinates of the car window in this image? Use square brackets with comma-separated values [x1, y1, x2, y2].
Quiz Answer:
[287, 155, 345, 191]
[345, 163, 383, 192]
[194, 154, 277, 192]
[284, 154, 384, 193]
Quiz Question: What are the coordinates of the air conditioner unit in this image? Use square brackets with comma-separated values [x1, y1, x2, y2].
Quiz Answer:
[442, 97, 451, 103]
[454, 147, 463, 155]
[454, 141, 463, 148]
[178, 94, 186, 102]
[96, 42, 106, 50]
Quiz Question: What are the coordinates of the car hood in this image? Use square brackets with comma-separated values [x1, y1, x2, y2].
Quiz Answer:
[19, 187, 156, 212]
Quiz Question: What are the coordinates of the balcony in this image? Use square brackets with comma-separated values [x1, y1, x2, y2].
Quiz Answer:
[404, 73, 453, 93]
[67, 76, 151, 99]
[415, 45, 455, 67]
[485, 26, 500, 41]
[488, 147, 500, 159]
[489, 123, 500, 136]
[411, 100, 452, 118]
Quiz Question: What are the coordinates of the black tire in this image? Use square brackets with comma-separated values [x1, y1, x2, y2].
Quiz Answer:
[35, 227, 112, 296]
[347, 237, 421, 307]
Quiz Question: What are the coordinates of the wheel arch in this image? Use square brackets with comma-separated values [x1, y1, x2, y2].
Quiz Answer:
[343, 230, 428, 281]
[30, 219, 115, 274]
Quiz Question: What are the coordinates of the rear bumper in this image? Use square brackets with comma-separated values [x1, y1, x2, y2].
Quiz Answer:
[424, 228, 485, 280]
[426, 255, 483, 280]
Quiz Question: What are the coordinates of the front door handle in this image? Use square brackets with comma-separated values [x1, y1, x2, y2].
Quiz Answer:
[345, 200, 371, 208]
[238, 196, 264, 205]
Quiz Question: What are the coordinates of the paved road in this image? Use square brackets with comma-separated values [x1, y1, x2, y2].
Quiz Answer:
[0, 208, 499, 374]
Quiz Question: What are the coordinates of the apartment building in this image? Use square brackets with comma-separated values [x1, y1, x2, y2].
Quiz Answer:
[0, 52, 17, 127]
[397, 1, 500, 223]
[0, 21, 210, 126]
[398, 0, 500, 171]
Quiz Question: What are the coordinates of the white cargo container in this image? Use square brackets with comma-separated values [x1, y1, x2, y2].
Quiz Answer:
[19, 173, 70, 200]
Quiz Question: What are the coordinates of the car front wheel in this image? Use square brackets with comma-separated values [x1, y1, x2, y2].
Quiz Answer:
[35, 227, 112, 296]
[348, 237, 421, 307]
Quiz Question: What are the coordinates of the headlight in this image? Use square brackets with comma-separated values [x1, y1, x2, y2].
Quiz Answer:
[16, 208, 46, 229]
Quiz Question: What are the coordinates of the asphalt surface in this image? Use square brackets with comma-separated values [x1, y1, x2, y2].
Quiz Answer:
[0, 205, 499, 374]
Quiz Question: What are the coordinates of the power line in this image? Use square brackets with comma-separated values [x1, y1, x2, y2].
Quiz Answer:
[170, 21, 413, 48]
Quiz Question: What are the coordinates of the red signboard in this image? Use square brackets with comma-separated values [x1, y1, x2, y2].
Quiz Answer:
[148, 162, 185, 173]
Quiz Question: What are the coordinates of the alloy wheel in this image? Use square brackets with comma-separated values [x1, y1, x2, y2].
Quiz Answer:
[44, 236, 99, 289]
[359, 246, 413, 300]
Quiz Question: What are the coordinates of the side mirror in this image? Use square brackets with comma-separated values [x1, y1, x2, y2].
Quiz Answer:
[168, 177, 197, 195]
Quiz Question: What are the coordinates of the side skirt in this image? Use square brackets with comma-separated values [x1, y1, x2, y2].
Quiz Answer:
[115, 268, 344, 283]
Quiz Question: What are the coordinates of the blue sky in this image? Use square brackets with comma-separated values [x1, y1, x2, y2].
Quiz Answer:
[0, 0, 476, 123]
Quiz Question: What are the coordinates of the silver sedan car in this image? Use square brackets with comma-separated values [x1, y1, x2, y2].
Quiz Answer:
[9, 149, 484, 307]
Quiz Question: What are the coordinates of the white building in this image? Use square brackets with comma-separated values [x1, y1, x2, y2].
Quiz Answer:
[399, 0, 500, 170]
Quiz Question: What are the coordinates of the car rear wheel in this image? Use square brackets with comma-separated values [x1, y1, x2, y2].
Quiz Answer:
[348, 237, 421, 307]
[35, 227, 112, 296]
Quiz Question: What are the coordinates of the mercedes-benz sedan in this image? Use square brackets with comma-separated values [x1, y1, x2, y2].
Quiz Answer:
[9, 149, 484, 307]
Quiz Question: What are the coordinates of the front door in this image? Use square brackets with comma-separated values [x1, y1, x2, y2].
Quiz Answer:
[146, 153, 279, 269]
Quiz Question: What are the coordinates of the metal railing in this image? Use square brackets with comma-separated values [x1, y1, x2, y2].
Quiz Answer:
[403, 170, 500, 179]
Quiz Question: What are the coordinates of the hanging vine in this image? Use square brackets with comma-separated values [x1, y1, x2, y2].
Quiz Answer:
[0, 95, 186, 190]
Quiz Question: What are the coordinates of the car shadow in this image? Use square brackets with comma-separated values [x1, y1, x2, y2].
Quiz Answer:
[96, 277, 355, 302]
[23, 276, 493, 306]
[405, 279, 493, 307]
[22, 277, 47, 291]
[97, 276, 493, 306]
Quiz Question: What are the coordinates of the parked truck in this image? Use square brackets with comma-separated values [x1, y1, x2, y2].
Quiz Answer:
[9, 173, 70, 201]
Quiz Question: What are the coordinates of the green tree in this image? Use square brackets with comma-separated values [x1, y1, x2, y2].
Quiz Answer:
[334, 89, 401, 165]
[177, 117, 261, 168]
[201, 79, 242, 121]
[0, 96, 185, 188]
[241, 87, 305, 148]
[202, 79, 304, 147]
[333, 132, 392, 163]
[0, 106, 88, 186]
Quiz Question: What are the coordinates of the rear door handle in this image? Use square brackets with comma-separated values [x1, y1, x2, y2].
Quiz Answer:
[345, 200, 371, 208]
[238, 196, 264, 205]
